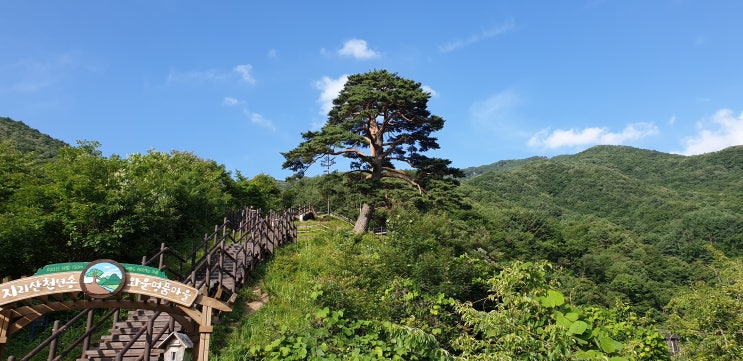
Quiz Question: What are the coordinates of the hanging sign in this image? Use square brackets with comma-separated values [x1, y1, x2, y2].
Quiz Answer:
[1, 260, 198, 307]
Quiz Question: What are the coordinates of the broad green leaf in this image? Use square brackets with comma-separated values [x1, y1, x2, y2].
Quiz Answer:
[568, 320, 588, 335]
[599, 336, 623, 353]
[539, 289, 565, 308]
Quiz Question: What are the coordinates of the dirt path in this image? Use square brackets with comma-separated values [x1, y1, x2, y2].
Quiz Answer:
[245, 286, 269, 314]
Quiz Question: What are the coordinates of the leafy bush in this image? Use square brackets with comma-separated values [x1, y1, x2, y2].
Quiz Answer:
[453, 260, 669, 360]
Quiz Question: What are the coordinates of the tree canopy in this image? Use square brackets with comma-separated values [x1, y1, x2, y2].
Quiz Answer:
[282, 69, 462, 232]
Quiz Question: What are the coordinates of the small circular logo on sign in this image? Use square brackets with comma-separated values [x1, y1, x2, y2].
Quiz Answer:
[80, 260, 127, 299]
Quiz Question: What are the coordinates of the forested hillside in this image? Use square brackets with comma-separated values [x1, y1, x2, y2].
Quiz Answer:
[459, 145, 743, 314]
[0, 116, 68, 161]
[3, 117, 743, 360]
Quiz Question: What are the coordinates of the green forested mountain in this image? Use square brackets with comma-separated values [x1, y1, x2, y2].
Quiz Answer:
[458, 145, 743, 317]
[3, 117, 743, 360]
[463, 145, 743, 256]
[0, 116, 68, 161]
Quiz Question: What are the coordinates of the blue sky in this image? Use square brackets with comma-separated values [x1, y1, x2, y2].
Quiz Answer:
[2, 1, 741, 179]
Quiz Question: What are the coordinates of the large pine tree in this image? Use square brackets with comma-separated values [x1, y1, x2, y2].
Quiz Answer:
[282, 70, 461, 233]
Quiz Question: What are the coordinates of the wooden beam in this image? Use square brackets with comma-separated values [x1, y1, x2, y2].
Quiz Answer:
[0, 310, 10, 360]
[195, 294, 233, 312]
[196, 305, 212, 361]
[5, 300, 190, 336]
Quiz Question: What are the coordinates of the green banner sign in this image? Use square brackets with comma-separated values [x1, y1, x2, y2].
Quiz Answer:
[34, 262, 167, 279]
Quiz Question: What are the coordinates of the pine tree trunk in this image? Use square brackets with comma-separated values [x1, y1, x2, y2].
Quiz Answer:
[353, 203, 374, 234]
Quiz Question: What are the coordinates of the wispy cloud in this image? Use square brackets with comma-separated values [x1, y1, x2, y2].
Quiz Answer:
[0, 53, 81, 93]
[528, 123, 659, 149]
[167, 64, 256, 85]
[223, 96, 275, 130]
[167, 68, 227, 83]
[438, 20, 516, 53]
[243, 109, 276, 131]
[233, 64, 256, 84]
[223, 96, 242, 106]
[338, 39, 380, 59]
[470, 90, 521, 130]
[680, 109, 743, 155]
[315, 74, 349, 116]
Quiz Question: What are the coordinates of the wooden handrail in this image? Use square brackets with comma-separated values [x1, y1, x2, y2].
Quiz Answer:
[51, 308, 119, 361]
[20, 309, 92, 361]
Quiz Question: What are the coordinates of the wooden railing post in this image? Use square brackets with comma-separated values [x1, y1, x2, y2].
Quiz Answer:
[80, 309, 94, 359]
[159, 243, 166, 270]
[144, 317, 154, 360]
[0, 308, 10, 361]
[46, 320, 59, 361]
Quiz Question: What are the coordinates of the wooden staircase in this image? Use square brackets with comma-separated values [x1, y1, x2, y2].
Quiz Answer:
[80, 310, 179, 361]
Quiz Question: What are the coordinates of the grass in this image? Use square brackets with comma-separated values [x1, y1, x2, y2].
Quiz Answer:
[210, 217, 353, 360]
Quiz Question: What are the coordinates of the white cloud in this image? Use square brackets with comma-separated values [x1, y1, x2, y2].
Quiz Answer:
[421, 85, 438, 97]
[233, 64, 256, 84]
[439, 20, 516, 53]
[528, 123, 659, 149]
[338, 39, 380, 59]
[267, 49, 278, 58]
[680, 109, 743, 155]
[244, 109, 276, 131]
[315, 74, 349, 115]
[223, 96, 241, 106]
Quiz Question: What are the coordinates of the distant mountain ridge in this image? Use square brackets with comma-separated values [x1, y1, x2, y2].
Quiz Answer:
[461, 156, 547, 179]
[462, 144, 743, 256]
[0, 116, 68, 161]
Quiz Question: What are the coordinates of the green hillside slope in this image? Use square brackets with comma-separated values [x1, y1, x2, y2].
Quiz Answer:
[461, 156, 547, 178]
[0, 116, 68, 161]
[463, 145, 743, 244]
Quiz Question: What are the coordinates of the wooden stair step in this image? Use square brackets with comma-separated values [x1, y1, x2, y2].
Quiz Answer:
[93, 341, 151, 348]
[100, 333, 170, 342]
[85, 349, 164, 357]
[113, 321, 172, 328]
[107, 327, 171, 334]
[78, 357, 161, 361]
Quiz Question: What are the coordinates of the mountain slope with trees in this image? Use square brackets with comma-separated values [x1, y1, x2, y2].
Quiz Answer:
[0, 116, 68, 161]
[456, 145, 743, 316]
[462, 145, 743, 257]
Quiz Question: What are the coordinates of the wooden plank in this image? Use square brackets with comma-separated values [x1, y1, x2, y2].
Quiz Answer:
[194, 295, 232, 312]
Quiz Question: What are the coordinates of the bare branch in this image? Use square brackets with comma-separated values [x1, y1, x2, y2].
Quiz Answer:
[382, 167, 425, 193]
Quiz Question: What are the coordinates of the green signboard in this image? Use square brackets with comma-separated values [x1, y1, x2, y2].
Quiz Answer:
[34, 262, 167, 279]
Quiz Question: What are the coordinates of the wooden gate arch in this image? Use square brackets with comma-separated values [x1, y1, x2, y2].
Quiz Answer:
[0, 260, 232, 361]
